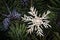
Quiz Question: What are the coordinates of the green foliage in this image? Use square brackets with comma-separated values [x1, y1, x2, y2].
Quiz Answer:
[8, 21, 27, 40]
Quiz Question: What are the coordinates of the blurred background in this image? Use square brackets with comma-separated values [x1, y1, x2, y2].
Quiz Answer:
[0, 0, 60, 40]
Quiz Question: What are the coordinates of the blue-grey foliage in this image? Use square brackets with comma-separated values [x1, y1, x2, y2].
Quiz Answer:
[21, 0, 29, 6]
[3, 9, 21, 30]
[3, 18, 10, 29]
[10, 9, 21, 20]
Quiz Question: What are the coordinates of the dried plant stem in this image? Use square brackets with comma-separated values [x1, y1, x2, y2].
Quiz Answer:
[31, 0, 33, 7]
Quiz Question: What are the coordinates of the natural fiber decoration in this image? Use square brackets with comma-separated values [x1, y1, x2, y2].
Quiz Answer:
[22, 6, 51, 36]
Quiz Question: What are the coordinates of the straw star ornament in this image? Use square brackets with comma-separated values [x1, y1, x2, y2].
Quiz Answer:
[22, 6, 51, 36]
